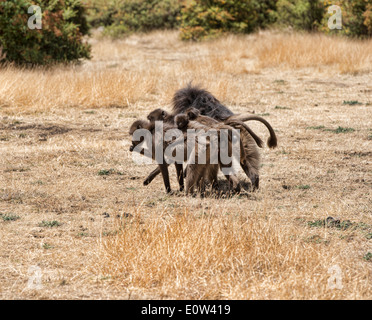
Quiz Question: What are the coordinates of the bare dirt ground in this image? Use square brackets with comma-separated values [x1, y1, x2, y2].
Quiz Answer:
[0, 31, 371, 299]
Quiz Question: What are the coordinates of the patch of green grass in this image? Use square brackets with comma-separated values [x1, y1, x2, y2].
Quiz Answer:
[4, 167, 30, 173]
[43, 243, 54, 249]
[98, 168, 123, 176]
[0, 213, 20, 221]
[363, 252, 372, 262]
[343, 100, 362, 106]
[39, 220, 62, 228]
[273, 79, 286, 85]
[304, 235, 329, 245]
[77, 232, 89, 237]
[98, 169, 115, 176]
[274, 106, 291, 110]
[307, 220, 325, 228]
[308, 218, 370, 232]
[307, 126, 355, 134]
[31, 180, 44, 185]
[296, 185, 310, 190]
[277, 150, 290, 155]
[307, 125, 325, 130]
[325, 126, 355, 134]
[256, 113, 270, 117]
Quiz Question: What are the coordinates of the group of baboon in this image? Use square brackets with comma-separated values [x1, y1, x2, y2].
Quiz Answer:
[129, 84, 277, 196]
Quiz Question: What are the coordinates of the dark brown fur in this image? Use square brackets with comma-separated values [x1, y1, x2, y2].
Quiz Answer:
[175, 113, 244, 194]
[143, 107, 263, 189]
[129, 119, 184, 193]
[171, 85, 278, 189]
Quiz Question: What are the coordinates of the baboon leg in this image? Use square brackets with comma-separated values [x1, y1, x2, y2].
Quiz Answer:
[143, 166, 162, 186]
[159, 163, 171, 193]
[175, 163, 184, 191]
[225, 174, 241, 193]
[240, 159, 259, 190]
[143, 163, 184, 191]
[220, 165, 241, 193]
[185, 165, 202, 195]
[183, 165, 188, 178]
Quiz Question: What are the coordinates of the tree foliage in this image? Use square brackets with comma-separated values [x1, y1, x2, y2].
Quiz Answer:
[0, 0, 91, 65]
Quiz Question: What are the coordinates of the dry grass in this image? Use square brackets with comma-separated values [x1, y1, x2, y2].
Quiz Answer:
[0, 30, 371, 299]
[253, 32, 372, 74]
[1, 30, 371, 113]
[98, 212, 370, 299]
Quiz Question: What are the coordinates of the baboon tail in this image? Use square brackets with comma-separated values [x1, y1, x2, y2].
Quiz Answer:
[226, 120, 264, 148]
[229, 114, 278, 149]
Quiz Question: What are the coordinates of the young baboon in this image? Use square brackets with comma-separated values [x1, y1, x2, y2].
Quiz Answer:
[147, 108, 174, 123]
[182, 108, 259, 188]
[142, 109, 182, 188]
[130, 117, 232, 195]
[175, 113, 244, 195]
[129, 119, 184, 193]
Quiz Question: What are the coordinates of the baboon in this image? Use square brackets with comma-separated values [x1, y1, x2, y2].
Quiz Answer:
[129, 119, 184, 193]
[174, 113, 247, 195]
[144, 109, 240, 193]
[184, 107, 279, 188]
[142, 109, 182, 189]
[171, 84, 278, 189]
[144, 107, 276, 189]
[130, 117, 236, 195]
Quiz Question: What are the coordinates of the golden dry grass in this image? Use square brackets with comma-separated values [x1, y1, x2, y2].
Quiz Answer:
[0, 30, 371, 299]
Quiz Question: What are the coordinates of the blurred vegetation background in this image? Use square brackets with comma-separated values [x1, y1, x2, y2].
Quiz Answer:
[0, 0, 371, 65]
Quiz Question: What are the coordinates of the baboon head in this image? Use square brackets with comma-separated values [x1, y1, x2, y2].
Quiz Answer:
[147, 108, 169, 122]
[175, 114, 189, 130]
[129, 119, 151, 151]
[185, 107, 200, 120]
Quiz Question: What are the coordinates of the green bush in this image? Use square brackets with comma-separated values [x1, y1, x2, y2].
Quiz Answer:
[84, 0, 371, 40]
[86, 0, 181, 38]
[320, 0, 372, 38]
[179, 0, 278, 41]
[0, 0, 91, 65]
[274, 0, 325, 31]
